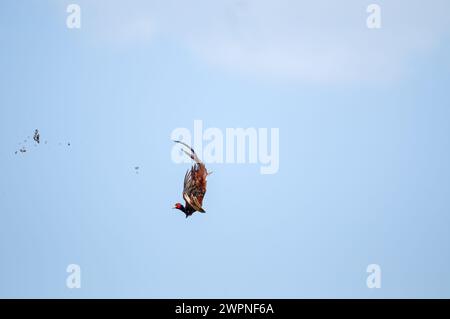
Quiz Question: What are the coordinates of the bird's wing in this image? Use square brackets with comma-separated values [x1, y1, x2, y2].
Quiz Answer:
[183, 192, 205, 213]
[183, 167, 207, 212]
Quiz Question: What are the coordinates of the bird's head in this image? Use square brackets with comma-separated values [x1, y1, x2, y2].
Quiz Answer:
[173, 203, 185, 212]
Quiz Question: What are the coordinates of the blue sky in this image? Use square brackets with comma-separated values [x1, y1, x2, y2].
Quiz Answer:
[1, 0, 450, 298]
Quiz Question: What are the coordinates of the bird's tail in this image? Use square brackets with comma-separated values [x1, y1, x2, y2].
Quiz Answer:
[174, 140, 202, 164]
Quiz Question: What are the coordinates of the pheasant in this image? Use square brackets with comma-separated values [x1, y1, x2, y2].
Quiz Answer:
[173, 140, 211, 218]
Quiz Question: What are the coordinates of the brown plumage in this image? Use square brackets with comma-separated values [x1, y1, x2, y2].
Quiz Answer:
[173, 140, 211, 218]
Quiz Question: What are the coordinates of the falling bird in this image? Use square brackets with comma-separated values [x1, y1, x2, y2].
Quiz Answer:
[173, 140, 212, 218]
